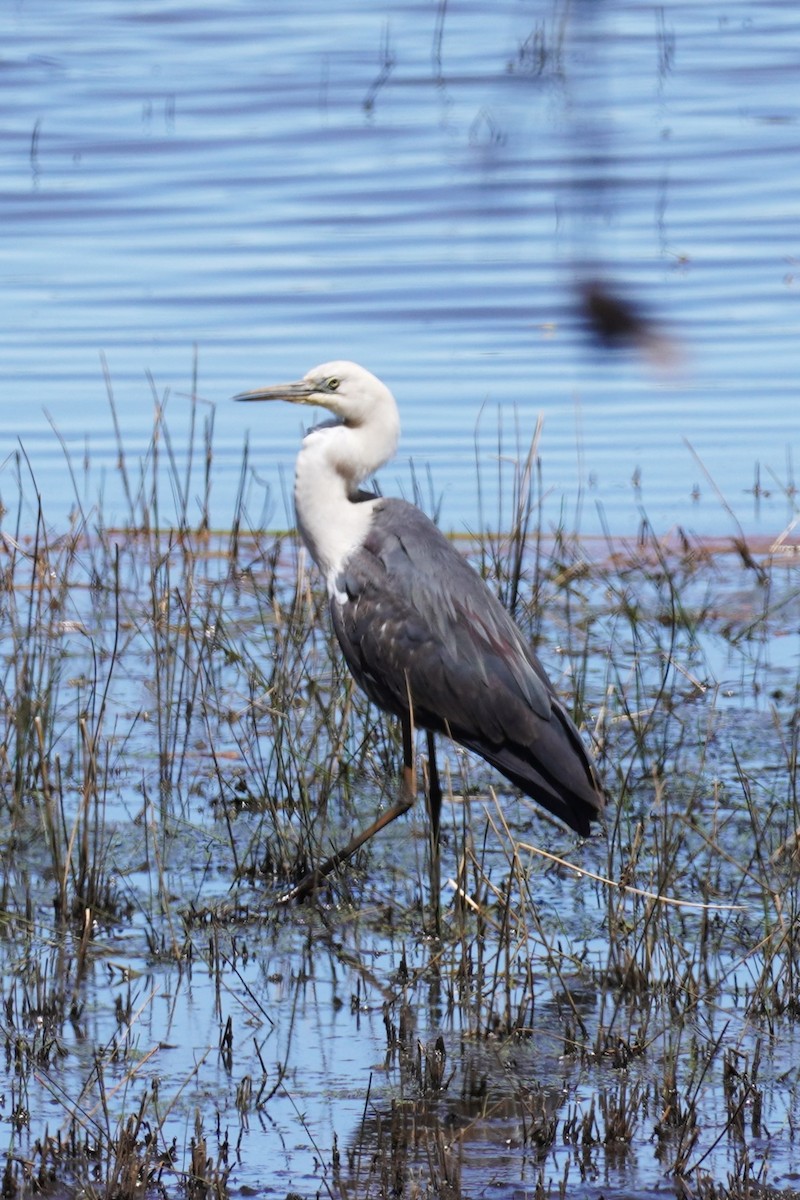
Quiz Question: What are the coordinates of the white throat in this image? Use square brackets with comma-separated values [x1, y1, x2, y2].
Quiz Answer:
[293, 420, 392, 590]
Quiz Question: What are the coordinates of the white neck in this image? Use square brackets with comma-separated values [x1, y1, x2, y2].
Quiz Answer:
[293, 416, 398, 587]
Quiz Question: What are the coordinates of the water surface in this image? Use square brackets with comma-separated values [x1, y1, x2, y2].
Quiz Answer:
[2, 0, 799, 538]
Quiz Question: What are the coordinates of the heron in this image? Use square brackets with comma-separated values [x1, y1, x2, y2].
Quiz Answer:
[235, 361, 604, 903]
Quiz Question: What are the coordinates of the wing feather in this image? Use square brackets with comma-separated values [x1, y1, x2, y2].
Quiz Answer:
[331, 498, 602, 833]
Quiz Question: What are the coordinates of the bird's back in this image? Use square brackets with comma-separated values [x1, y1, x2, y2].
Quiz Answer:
[331, 498, 603, 835]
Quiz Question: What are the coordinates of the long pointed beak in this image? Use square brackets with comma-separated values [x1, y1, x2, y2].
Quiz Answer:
[233, 380, 316, 404]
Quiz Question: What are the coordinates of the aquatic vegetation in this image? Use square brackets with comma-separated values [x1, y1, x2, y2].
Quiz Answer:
[1, 399, 799, 1199]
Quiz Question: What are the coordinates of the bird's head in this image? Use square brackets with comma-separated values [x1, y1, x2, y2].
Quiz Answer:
[234, 360, 397, 432]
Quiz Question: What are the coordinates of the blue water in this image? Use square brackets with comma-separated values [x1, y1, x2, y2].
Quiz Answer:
[2, 0, 799, 538]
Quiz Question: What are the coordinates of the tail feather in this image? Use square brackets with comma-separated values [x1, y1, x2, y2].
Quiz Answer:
[458, 697, 604, 836]
[475, 742, 602, 836]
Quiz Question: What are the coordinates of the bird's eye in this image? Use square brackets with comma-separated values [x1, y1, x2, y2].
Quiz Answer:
[327, 377, 340, 391]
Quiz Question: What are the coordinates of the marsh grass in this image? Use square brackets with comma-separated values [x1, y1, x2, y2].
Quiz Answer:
[1, 391, 799, 1197]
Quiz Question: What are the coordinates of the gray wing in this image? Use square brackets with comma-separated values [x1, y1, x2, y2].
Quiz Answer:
[330, 499, 603, 835]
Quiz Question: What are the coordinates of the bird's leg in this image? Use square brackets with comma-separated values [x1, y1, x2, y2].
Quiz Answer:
[424, 730, 442, 846]
[423, 730, 442, 933]
[277, 792, 415, 904]
[402, 681, 417, 801]
[277, 711, 417, 906]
